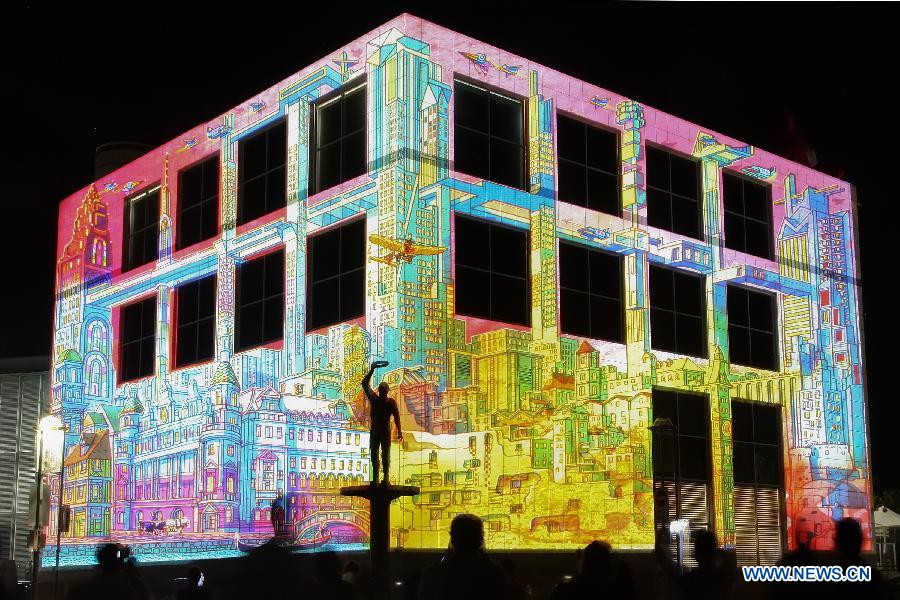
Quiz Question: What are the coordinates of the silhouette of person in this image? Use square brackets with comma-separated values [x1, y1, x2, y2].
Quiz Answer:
[67, 544, 139, 600]
[826, 517, 886, 600]
[551, 540, 635, 600]
[309, 551, 356, 600]
[361, 361, 402, 484]
[417, 514, 507, 600]
[176, 566, 212, 600]
[767, 528, 822, 600]
[499, 558, 528, 600]
[679, 530, 731, 600]
[231, 537, 296, 600]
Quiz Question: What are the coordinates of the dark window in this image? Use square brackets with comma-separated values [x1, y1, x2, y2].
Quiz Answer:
[238, 120, 287, 226]
[310, 85, 367, 194]
[652, 388, 711, 567]
[559, 240, 624, 342]
[306, 218, 365, 331]
[454, 79, 526, 190]
[175, 275, 216, 367]
[732, 401, 782, 486]
[235, 249, 284, 351]
[123, 187, 160, 272]
[177, 155, 219, 250]
[646, 146, 702, 240]
[733, 400, 783, 565]
[723, 172, 772, 259]
[727, 285, 778, 370]
[649, 266, 706, 357]
[556, 113, 619, 216]
[454, 214, 530, 325]
[120, 296, 156, 381]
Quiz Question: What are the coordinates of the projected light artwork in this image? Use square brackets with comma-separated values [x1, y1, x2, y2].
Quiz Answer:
[49, 15, 869, 565]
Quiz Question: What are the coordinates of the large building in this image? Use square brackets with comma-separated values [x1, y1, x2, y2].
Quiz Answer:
[50, 14, 869, 565]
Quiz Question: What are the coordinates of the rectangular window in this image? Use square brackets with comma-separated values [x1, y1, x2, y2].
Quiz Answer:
[732, 400, 783, 565]
[454, 79, 526, 190]
[235, 249, 284, 351]
[307, 218, 365, 330]
[175, 275, 216, 367]
[310, 84, 367, 194]
[238, 120, 287, 226]
[177, 155, 219, 249]
[652, 388, 711, 567]
[649, 265, 706, 358]
[559, 240, 624, 342]
[723, 172, 773, 260]
[727, 285, 778, 371]
[646, 146, 702, 240]
[120, 296, 156, 382]
[556, 113, 620, 216]
[123, 186, 160, 272]
[454, 214, 530, 326]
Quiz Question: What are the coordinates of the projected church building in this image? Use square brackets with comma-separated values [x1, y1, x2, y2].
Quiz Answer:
[50, 14, 869, 565]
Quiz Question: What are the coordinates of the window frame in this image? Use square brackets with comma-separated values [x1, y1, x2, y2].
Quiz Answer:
[237, 118, 288, 227]
[308, 83, 367, 195]
[452, 76, 529, 191]
[176, 153, 220, 251]
[305, 216, 367, 332]
[649, 264, 708, 358]
[453, 213, 531, 327]
[234, 247, 286, 353]
[726, 284, 779, 371]
[118, 295, 157, 383]
[173, 274, 218, 369]
[555, 110, 621, 216]
[122, 184, 161, 273]
[722, 170, 774, 260]
[558, 239, 625, 343]
[645, 143, 703, 240]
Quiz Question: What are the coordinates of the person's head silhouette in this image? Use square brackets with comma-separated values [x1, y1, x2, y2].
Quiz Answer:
[450, 514, 483, 552]
[581, 540, 613, 577]
[95, 543, 122, 573]
[377, 381, 390, 399]
[314, 550, 343, 581]
[835, 517, 863, 559]
[693, 529, 717, 568]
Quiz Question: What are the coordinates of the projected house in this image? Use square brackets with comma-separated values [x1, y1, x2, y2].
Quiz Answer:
[49, 13, 869, 565]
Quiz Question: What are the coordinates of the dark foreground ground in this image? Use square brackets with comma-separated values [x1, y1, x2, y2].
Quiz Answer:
[24, 549, 900, 600]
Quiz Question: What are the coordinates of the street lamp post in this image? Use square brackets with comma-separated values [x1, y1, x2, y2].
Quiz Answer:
[650, 416, 684, 574]
[31, 416, 65, 600]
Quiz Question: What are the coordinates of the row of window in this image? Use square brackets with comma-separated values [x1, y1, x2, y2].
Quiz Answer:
[121, 79, 774, 274]
[120, 211, 777, 382]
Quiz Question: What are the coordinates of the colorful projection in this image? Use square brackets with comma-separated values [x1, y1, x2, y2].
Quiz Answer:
[49, 16, 869, 565]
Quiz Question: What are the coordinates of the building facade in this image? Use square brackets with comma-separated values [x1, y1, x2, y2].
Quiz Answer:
[51, 14, 869, 564]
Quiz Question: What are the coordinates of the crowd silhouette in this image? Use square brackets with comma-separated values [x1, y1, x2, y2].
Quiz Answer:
[55, 515, 890, 600]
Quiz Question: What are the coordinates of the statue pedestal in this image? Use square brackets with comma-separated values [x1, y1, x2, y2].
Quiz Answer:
[341, 484, 419, 598]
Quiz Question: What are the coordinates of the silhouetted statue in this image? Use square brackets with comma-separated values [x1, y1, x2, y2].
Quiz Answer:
[551, 540, 635, 600]
[679, 530, 732, 600]
[270, 489, 286, 537]
[418, 514, 507, 600]
[361, 361, 403, 484]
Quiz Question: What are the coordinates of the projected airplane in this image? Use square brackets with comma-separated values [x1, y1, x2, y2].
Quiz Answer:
[590, 96, 609, 110]
[207, 124, 232, 139]
[369, 234, 446, 266]
[458, 51, 492, 75]
[496, 64, 522, 77]
[250, 101, 267, 113]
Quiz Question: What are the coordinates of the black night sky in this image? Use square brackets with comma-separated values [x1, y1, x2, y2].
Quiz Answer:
[5, 3, 898, 491]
